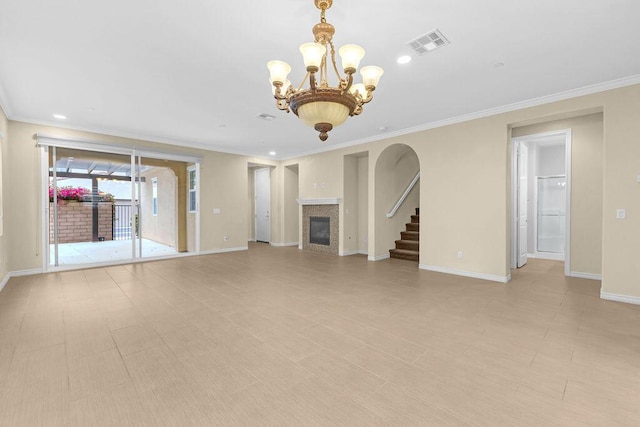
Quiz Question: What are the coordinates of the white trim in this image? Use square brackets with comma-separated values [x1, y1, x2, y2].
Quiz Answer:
[1, 269, 44, 292]
[600, 291, 640, 306]
[270, 242, 299, 247]
[198, 246, 249, 255]
[511, 129, 572, 274]
[339, 250, 360, 256]
[297, 198, 342, 205]
[368, 254, 390, 261]
[35, 133, 203, 163]
[570, 271, 602, 281]
[187, 166, 197, 214]
[564, 131, 572, 277]
[535, 252, 565, 261]
[359, 250, 368, 255]
[195, 163, 201, 254]
[387, 172, 420, 218]
[4, 75, 639, 162]
[420, 264, 511, 283]
[527, 253, 536, 258]
[279, 74, 640, 161]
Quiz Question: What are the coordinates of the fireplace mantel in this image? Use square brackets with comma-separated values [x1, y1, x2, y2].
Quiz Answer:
[297, 198, 341, 205]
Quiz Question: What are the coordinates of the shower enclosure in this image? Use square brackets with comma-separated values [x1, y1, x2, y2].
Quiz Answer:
[537, 175, 566, 254]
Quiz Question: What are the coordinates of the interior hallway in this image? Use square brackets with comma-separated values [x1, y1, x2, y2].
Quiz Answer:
[1, 243, 638, 425]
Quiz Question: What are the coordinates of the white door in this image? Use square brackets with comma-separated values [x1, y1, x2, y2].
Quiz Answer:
[255, 168, 270, 243]
[517, 144, 528, 268]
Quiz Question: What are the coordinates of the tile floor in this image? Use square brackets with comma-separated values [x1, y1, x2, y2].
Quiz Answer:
[1, 243, 640, 425]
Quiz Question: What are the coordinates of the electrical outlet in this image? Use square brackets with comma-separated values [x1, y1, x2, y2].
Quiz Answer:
[457, 251, 464, 259]
[224, 235, 229, 241]
[616, 209, 626, 219]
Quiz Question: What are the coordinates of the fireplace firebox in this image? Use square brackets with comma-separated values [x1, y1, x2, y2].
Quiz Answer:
[309, 216, 330, 246]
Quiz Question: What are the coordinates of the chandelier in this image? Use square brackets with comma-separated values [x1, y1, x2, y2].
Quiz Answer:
[267, 0, 384, 141]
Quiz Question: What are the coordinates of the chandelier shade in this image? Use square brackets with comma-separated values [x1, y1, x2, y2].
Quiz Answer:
[267, 0, 383, 141]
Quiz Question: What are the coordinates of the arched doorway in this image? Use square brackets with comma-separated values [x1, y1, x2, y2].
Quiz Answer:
[372, 144, 420, 262]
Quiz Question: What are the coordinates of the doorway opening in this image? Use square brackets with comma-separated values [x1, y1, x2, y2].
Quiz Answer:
[511, 129, 571, 275]
[254, 167, 271, 244]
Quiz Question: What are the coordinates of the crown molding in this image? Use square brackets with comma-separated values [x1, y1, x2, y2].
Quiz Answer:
[0, 79, 12, 118]
[4, 74, 640, 162]
[280, 74, 640, 160]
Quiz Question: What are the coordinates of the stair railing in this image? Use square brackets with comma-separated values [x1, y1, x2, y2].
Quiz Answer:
[387, 171, 420, 218]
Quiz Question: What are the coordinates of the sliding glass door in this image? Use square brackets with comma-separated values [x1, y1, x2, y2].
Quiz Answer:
[45, 144, 196, 268]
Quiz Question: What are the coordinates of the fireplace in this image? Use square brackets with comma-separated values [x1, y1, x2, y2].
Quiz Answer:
[300, 202, 339, 255]
[309, 217, 330, 246]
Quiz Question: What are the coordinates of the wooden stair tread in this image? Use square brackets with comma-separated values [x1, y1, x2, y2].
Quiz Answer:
[390, 208, 420, 261]
[390, 249, 419, 255]
[389, 248, 419, 261]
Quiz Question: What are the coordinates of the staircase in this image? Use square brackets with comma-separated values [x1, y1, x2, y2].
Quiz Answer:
[389, 208, 419, 261]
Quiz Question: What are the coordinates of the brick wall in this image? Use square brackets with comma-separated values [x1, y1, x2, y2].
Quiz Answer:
[49, 202, 114, 243]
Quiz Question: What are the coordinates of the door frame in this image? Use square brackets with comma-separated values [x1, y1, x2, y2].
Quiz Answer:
[254, 167, 271, 243]
[37, 134, 202, 272]
[511, 129, 572, 276]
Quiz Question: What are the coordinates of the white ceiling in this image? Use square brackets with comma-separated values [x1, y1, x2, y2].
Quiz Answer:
[1, 0, 639, 159]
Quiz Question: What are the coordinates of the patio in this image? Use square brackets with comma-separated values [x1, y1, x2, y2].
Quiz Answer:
[50, 238, 177, 265]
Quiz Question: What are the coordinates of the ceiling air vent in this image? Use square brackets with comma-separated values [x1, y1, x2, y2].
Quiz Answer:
[257, 113, 276, 121]
[406, 29, 449, 55]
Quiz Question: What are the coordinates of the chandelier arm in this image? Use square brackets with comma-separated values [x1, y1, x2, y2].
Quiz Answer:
[296, 72, 310, 92]
[310, 71, 317, 91]
[275, 98, 290, 112]
[342, 73, 353, 93]
[328, 40, 343, 83]
[273, 85, 285, 101]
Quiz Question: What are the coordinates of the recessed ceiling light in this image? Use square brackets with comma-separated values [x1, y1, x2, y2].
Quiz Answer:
[257, 113, 276, 121]
[397, 55, 412, 64]
[53, 114, 67, 120]
[269, 151, 277, 156]
[494, 62, 505, 68]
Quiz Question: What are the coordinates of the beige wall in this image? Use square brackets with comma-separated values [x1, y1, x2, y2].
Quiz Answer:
[513, 113, 604, 275]
[4, 120, 250, 272]
[140, 167, 177, 248]
[282, 84, 640, 295]
[3, 84, 640, 302]
[342, 155, 359, 254]
[0, 106, 8, 282]
[358, 156, 369, 254]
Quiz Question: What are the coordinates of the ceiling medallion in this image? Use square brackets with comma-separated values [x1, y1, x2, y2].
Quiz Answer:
[267, 0, 384, 141]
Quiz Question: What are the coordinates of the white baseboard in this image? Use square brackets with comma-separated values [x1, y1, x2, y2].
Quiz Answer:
[1, 268, 44, 292]
[527, 253, 536, 259]
[248, 239, 256, 242]
[199, 246, 249, 255]
[358, 250, 368, 255]
[601, 291, 640, 306]
[570, 271, 602, 281]
[340, 250, 360, 256]
[419, 264, 511, 283]
[535, 252, 564, 261]
[270, 242, 299, 247]
[368, 254, 390, 261]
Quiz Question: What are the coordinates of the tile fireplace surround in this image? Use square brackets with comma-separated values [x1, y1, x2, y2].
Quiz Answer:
[299, 199, 340, 255]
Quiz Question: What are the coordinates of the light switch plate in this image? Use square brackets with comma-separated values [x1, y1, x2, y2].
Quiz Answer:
[616, 209, 626, 219]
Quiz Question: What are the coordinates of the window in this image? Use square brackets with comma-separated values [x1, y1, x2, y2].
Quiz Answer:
[152, 177, 158, 216]
[188, 166, 196, 213]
